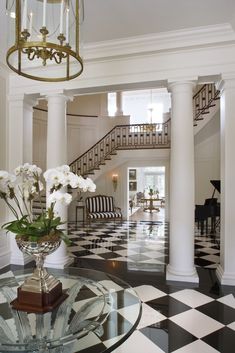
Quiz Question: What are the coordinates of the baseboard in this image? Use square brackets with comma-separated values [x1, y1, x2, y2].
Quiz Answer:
[216, 264, 235, 286]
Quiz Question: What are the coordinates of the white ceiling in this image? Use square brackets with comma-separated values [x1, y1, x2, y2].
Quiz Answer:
[1, 0, 235, 77]
[82, 0, 235, 43]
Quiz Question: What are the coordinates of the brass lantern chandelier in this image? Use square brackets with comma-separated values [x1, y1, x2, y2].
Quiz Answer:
[6, 0, 84, 82]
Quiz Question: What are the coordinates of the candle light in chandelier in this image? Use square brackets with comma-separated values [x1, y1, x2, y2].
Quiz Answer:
[66, 6, 70, 44]
[29, 12, 33, 37]
[42, 0, 47, 27]
[60, 0, 64, 34]
[22, 0, 28, 30]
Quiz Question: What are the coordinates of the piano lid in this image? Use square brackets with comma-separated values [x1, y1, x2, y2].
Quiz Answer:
[210, 180, 220, 193]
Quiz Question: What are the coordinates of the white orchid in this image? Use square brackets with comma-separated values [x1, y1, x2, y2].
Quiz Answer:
[56, 165, 70, 174]
[0, 163, 96, 242]
[48, 190, 72, 206]
[43, 169, 65, 189]
[85, 177, 96, 192]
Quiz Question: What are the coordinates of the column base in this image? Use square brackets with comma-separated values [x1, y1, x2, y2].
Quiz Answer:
[44, 255, 74, 269]
[216, 264, 235, 286]
[166, 264, 199, 283]
[0, 249, 11, 269]
[10, 253, 32, 266]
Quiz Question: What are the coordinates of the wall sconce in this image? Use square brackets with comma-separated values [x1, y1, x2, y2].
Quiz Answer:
[112, 174, 118, 191]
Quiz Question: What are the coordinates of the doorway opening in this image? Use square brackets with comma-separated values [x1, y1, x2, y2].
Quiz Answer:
[128, 166, 166, 221]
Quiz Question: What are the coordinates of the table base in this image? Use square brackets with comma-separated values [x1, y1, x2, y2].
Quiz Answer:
[11, 284, 68, 313]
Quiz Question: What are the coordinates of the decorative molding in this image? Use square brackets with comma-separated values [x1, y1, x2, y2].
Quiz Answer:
[83, 24, 235, 60]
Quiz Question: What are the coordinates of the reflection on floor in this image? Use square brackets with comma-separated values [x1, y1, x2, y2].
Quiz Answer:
[68, 221, 220, 269]
[129, 206, 165, 222]
[68, 220, 234, 353]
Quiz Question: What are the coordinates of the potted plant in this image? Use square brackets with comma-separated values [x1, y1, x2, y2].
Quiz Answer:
[0, 163, 96, 312]
[0, 164, 95, 242]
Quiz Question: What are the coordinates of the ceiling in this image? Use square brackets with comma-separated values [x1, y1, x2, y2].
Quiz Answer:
[1, 0, 235, 75]
[82, 0, 235, 43]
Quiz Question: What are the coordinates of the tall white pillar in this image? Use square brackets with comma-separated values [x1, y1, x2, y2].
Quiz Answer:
[44, 93, 72, 269]
[115, 91, 123, 116]
[216, 77, 235, 285]
[0, 73, 10, 268]
[167, 81, 199, 283]
[8, 94, 37, 265]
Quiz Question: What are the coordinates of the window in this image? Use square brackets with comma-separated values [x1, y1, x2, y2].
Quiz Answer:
[108, 92, 117, 116]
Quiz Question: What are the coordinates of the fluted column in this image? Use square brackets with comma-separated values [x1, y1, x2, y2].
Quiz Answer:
[167, 81, 199, 283]
[8, 94, 37, 265]
[44, 93, 72, 269]
[216, 77, 235, 285]
[115, 91, 123, 116]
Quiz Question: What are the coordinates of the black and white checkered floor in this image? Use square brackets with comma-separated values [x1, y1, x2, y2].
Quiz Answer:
[67, 220, 235, 353]
[0, 221, 233, 353]
[68, 221, 220, 270]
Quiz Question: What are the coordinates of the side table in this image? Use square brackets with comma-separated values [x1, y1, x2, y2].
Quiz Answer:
[0, 267, 141, 353]
[76, 203, 85, 224]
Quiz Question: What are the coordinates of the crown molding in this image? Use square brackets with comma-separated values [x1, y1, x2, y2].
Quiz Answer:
[84, 23, 235, 60]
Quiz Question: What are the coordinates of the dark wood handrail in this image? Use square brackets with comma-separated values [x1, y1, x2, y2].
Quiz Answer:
[69, 84, 219, 175]
[193, 83, 220, 124]
[70, 119, 171, 166]
[70, 120, 171, 175]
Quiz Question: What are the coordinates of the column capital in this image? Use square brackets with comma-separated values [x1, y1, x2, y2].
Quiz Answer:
[41, 90, 73, 102]
[168, 80, 197, 93]
[216, 75, 235, 93]
[8, 93, 38, 108]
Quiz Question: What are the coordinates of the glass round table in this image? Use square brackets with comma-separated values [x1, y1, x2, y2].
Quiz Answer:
[0, 267, 141, 353]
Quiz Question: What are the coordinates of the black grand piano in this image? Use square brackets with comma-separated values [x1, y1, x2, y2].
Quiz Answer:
[195, 180, 220, 235]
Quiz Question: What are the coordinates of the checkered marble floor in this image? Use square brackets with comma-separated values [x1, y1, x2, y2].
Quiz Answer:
[0, 220, 228, 353]
[1, 266, 234, 353]
[118, 285, 235, 353]
[68, 221, 220, 269]
[66, 222, 234, 352]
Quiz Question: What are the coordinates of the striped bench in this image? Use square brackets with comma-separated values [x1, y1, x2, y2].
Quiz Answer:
[85, 195, 122, 223]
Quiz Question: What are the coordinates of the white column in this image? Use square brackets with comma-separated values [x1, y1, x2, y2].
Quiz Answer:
[8, 95, 37, 265]
[167, 81, 199, 283]
[216, 77, 235, 285]
[23, 97, 36, 164]
[115, 91, 123, 116]
[44, 93, 72, 269]
[0, 74, 10, 268]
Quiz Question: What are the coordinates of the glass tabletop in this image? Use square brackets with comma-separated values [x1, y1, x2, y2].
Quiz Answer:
[0, 267, 142, 353]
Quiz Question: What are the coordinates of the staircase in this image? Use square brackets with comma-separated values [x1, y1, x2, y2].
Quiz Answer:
[70, 121, 171, 176]
[32, 194, 46, 219]
[193, 83, 220, 126]
[70, 84, 220, 177]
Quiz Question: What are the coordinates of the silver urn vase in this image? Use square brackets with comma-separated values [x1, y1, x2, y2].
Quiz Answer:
[11, 236, 68, 313]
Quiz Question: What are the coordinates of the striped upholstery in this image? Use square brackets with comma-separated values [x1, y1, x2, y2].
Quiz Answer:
[85, 195, 122, 221]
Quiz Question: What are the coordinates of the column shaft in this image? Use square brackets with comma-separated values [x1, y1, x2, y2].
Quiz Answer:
[115, 91, 123, 116]
[45, 94, 72, 269]
[167, 81, 198, 283]
[216, 78, 235, 285]
[8, 95, 36, 265]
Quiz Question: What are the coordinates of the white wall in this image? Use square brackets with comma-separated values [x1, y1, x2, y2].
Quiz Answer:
[92, 149, 170, 220]
[195, 111, 220, 204]
[33, 95, 130, 171]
